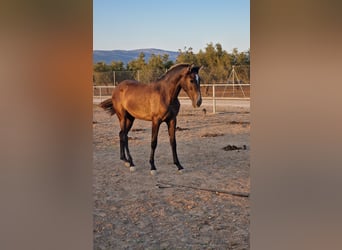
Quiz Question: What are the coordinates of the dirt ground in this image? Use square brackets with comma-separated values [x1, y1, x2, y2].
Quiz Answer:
[93, 101, 250, 249]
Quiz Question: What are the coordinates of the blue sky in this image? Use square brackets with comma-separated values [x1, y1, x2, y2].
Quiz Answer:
[93, 0, 249, 53]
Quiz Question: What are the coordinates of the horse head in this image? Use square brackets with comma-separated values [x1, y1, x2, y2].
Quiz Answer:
[180, 64, 202, 108]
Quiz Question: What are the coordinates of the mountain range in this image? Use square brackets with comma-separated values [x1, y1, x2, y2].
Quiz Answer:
[93, 48, 179, 65]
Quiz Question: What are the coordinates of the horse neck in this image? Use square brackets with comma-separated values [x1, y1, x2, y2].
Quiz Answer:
[159, 74, 183, 103]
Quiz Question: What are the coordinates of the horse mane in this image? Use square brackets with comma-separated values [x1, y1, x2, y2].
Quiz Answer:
[167, 63, 190, 71]
[157, 63, 190, 81]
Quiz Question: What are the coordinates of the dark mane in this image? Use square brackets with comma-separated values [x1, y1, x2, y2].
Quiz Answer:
[157, 63, 190, 81]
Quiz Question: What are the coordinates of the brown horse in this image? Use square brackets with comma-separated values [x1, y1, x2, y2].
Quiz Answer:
[100, 63, 202, 175]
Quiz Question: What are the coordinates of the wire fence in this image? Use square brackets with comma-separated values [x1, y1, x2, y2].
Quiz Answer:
[93, 66, 250, 113]
[93, 83, 250, 114]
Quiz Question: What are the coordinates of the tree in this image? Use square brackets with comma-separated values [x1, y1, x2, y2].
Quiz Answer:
[93, 61, 111, 72]
[147, 54, 165, 71]
[162, 54, 174, 69]
[176, 47, 198, 64]
[195, 43, 232, 83]
[127, 52, 146, 71]
[93, 62, 113, 85]
[229, 48, 250, 65]
[110, 61, 124, 71]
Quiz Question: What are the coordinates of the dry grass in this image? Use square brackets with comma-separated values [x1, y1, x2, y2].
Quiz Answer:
[93, 102, 250, 249]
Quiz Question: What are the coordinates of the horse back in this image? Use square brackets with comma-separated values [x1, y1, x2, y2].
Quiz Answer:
[112, 80, 156, 120]
[113, 80, 155, 99]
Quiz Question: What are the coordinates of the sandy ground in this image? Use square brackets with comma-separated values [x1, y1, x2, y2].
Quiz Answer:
[93, 100, 250, 249]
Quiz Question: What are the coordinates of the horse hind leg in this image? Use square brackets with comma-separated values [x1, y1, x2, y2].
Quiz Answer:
[119, 130, 129, 165]
[124, 115, 135, 170]
[119, 114, 135, 170]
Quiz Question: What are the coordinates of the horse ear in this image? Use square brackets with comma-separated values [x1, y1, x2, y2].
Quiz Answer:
[188, 64, 194, 72]
[188, 63, 196, 73]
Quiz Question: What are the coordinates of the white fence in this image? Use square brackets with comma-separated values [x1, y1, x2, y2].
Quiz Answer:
[93, 83, 250, 113]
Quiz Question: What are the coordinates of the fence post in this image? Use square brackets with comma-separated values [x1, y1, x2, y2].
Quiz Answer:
[212, 84, 216, 114]
[113, 71, 116, 85]
[100, 87, 102, 102]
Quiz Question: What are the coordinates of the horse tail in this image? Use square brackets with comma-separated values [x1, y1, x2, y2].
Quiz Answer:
[99, 98, 116, 116]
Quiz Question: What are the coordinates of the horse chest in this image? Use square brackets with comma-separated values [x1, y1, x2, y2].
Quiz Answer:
[160, 101, 180, 121]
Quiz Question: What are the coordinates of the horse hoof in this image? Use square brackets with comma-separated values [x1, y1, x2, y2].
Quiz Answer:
[130, 166, 136, 172]
[178, 169, 184, 174]
[124, 162, 131, 168]
[150, 170, 157, 176]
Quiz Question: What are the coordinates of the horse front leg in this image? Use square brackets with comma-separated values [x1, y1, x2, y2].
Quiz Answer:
[167, 118, 184, 172]
[149, 120, 161, 175]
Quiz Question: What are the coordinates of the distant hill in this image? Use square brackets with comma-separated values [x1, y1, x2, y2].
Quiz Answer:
[93, 48, 179, 65]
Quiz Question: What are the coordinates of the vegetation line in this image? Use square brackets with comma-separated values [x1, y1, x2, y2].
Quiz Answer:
[94, 43, 250, 85]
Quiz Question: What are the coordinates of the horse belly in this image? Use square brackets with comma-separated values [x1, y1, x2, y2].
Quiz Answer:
[116, 82, 168, 121]
[124, 96, 153, 121]
[127, 106, 153, 121]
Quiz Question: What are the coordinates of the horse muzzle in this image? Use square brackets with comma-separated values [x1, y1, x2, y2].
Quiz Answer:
[197, 97, 202, 107]
[195, 96, 202, 107]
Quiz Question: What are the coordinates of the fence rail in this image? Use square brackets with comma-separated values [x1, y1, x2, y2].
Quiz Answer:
[93, 83, 250, 113]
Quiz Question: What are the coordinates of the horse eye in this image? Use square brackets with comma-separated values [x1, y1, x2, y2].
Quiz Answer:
[190, 80, 195, 83]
